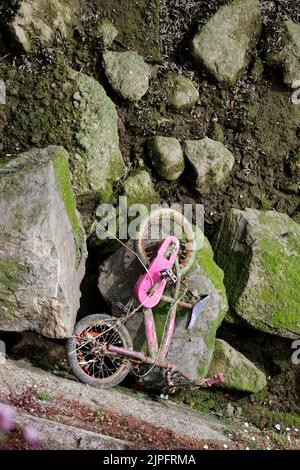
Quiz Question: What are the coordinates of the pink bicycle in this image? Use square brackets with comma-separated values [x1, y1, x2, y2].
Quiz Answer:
[67, 208, 224, 393]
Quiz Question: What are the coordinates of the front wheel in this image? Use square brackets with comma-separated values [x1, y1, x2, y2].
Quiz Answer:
[66, 314, 132, 389]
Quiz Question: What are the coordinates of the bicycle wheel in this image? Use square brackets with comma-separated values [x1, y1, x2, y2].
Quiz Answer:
[133, 208, 196, 275]
[66, 314, 132, 389]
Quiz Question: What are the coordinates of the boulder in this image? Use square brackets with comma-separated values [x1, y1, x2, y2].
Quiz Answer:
[148, 136, 185, 181]
[215, 209, 300, 339]
[0, 146, 87, 338]
[6, 0, 79, 52]
[182, 137, 235, 195]
[208, 339, 267, 393]
[191, 0, 262, 85]
[95, 18, 118, 48]
[123, 170, 160, 206]
[69, 70, 124, 201]
[268, 20, 300, 87]
[102, 51, 151, 102]
[166, 74, 199, 110]
[0, 80, 5, 105]
[98, 236, 228, 379]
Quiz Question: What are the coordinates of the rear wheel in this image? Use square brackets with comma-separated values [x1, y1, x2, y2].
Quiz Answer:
[66, 314, 132, 389]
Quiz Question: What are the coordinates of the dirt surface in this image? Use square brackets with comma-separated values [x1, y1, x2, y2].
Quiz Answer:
[0, 1, 299, 236]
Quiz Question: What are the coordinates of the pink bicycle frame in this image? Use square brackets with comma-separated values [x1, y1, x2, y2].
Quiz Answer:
[107, 240, 225, 387]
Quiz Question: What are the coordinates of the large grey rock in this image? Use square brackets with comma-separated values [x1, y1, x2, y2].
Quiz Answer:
[103, 51, 151, 101]
[0, 80, 6, 105]
[182, 137, 235, 195]
[98, 237, 228, 379]
[0, 146, 87, 338]
[192, 0, 262, 85]
[6, 0, 79, 52]
[123, 170, 160, 206]
[208, 339, 267, 393]
[166, 74, 199, 110]
[70, 70, 124, 201]
[268, 20, 300, 87]
[215, 209, 300, 339]
[148, 136, 185, 181]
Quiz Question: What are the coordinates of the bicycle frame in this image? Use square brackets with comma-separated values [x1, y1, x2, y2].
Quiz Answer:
[105, 248, 224, 388]
[107, 260, 190, 378]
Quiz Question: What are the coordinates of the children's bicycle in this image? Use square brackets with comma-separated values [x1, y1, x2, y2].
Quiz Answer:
[67, 208, 224, 393]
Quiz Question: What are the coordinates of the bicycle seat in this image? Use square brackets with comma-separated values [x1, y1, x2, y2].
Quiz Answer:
[134, 236, 179, 308]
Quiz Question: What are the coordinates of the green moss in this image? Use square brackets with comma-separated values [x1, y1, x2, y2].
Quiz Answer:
[216, 209, 300, 336]
[196, 239, 227, 308]
[53, 150, 82, 249]
[175, 388, 218, 413]
[0, 63, 80, 161]
[252, 236, 300, 333]
[243, 405, 300, 430]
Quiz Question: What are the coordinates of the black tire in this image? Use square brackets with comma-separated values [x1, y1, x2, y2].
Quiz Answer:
[133, 208, 196, 275]
[66, 314, 132, 389]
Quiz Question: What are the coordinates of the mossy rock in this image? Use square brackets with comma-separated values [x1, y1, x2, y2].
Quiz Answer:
[165, 73, 199, 110]
[123, 170, 160, 206]
[69, 70, 125, 201]
[94, 18, 118, 49]
[103, 51, 151, 102]
[0, 146, 87, 338]
[191, 0, 262, 85]
[148, 136, 185, 181]
[215, 208, 300, 339]
[208, 339, 267, 393]
[182, 137, 235, 195]
[6, 0, 79, 53]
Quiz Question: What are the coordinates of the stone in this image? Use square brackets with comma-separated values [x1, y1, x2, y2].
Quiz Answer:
[166, 74, 199, 110]
[191, 0, 262, 85]
[148, 136, 184, 181]
[98, 236, 228, 379]
[123, 170, 160, 206]
[268, 20, 300, 87]
[6, 0, 79, 53]
[0, 146, 87, 338]
[211, 121, 224, 143]
[0, 80, 6, 105]
[69, 70, 124, 201]
[102, 51, 151, 102]
[95, 18, 118, 48]
[208, 339, 267, 393]
[215, 208, 300, 339]
[182, 137, 235, 195]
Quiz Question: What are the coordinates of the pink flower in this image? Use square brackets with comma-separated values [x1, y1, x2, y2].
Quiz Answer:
[0, 405, 15, 433]
[23, 425, 40, 450]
